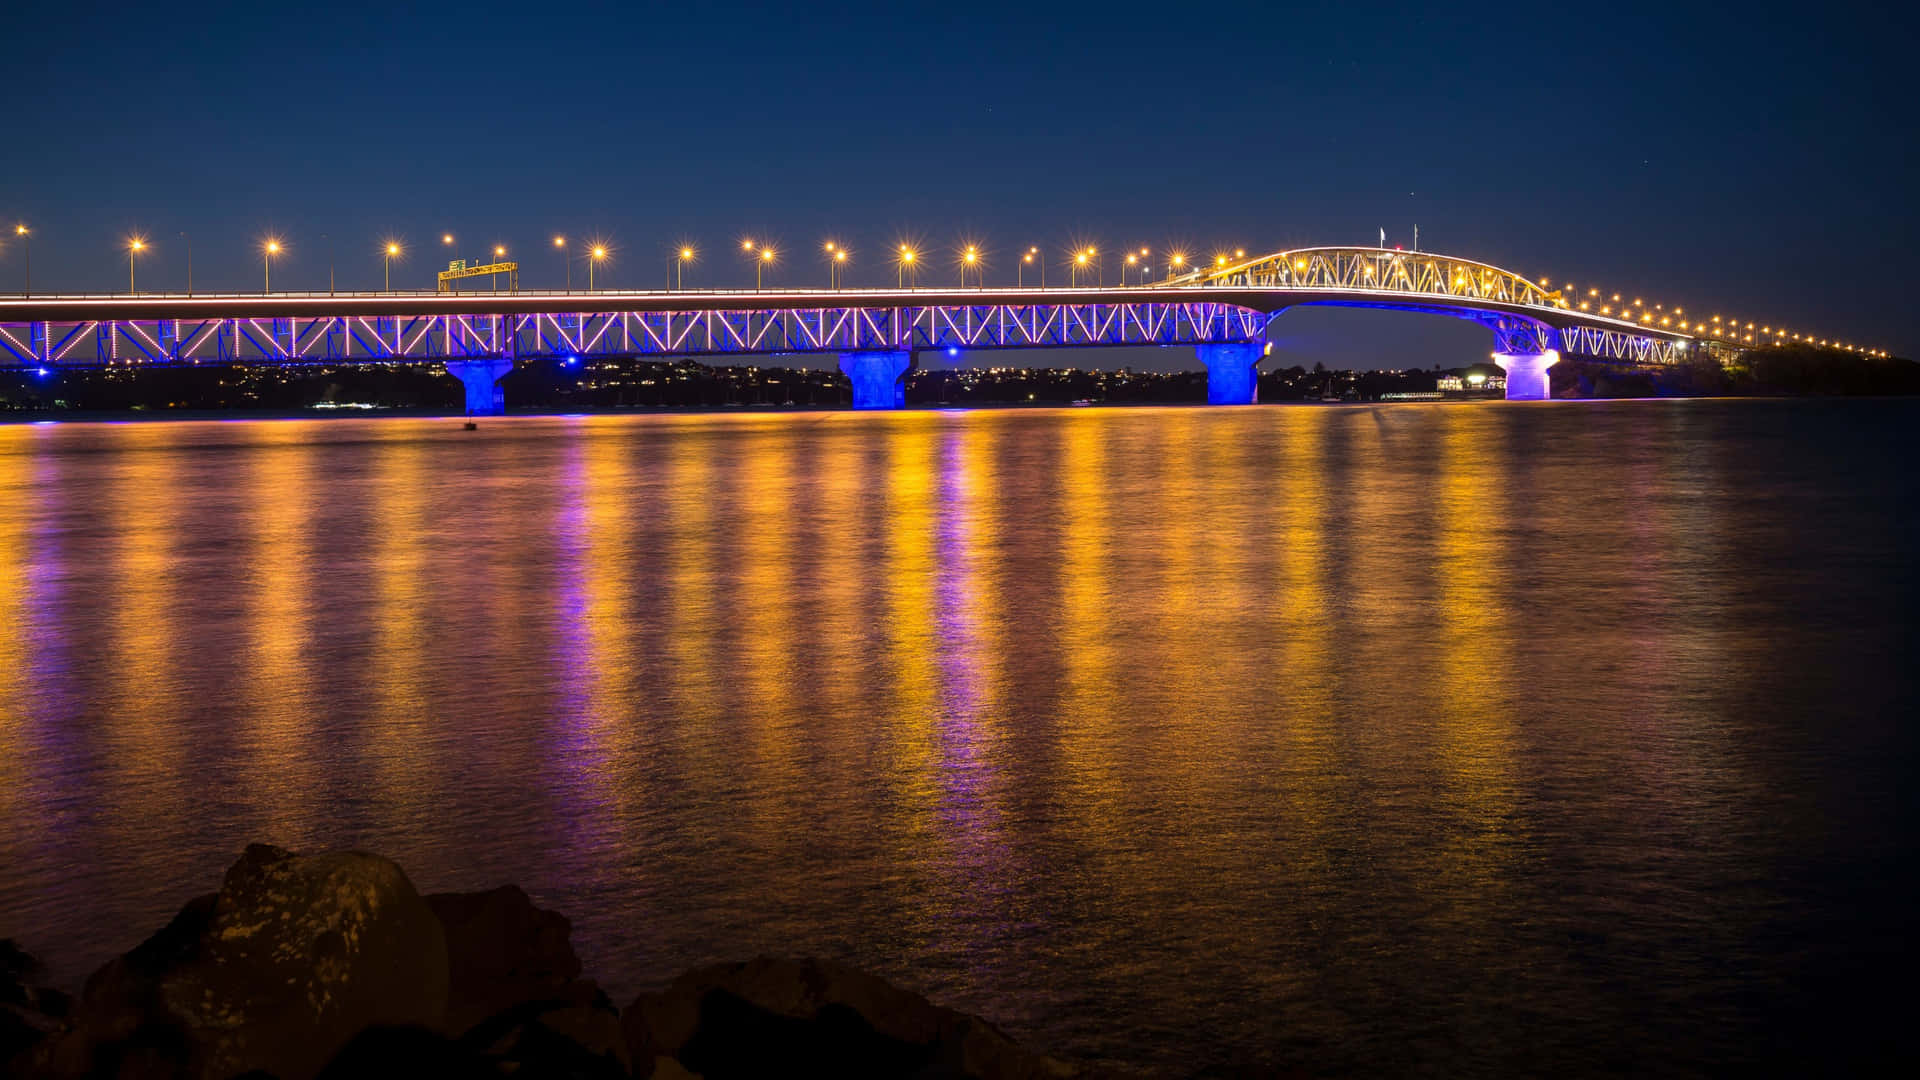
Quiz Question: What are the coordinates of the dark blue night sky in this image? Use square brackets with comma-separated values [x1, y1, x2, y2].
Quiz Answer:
[3, 0, 1913, 367]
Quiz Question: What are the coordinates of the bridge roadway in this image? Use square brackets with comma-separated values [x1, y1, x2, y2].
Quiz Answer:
[0, 247, 1701, 411]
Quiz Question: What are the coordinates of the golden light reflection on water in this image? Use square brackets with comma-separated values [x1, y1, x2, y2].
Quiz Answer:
[243, 423, 320, 842]
[881, 415, 941, 822]
[0, 430, 35, 826]
[735, 418, 799, 787]
[1272, 409, 1338, 869]
[1432, 409, 1518, 877]
[107, 425, 184, 779]
[1057, 410, 1119, 826]
[662, 420, 721, 732]
[368, 426, 433, 823]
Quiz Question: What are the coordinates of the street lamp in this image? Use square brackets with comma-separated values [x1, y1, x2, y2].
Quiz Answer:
[1125, 253, 1138, 285]
[896, 245, 917, 288]
[492, 245, 506, 292]
[128, 236, 146, 295]
[555, 236, 569, 293]
[824, 241, 843, 289]
[1138, 247, 1151, 283]
[384, 241, 401, 291]
[677, 246, 694, 291]
[961, 245, 980, 287]
[589, 245, 607, 291]
[1073, 249, 1089, 287]
[1168, 252, 1186, 279]
[263, 239, 281, 293]
[756, 246, 775, 291]
[14, 225, 28, 296]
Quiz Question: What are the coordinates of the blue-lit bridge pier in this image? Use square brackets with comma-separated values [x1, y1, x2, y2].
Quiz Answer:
[0, 247, 1709, 412]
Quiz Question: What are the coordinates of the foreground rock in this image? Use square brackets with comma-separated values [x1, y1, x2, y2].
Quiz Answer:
[26, 844, 448, 1080]
[428, 885, 628, 1076]
[8, 846, 1078, 1078]
[1, 940, 72, 1071]
[623, 956, 1080, 1079]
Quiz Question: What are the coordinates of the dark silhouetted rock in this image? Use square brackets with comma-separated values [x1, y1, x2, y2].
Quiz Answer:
[461, 986, 630, 1079]
[426, 884, 629, 1075]
[427, 884, 582, 1035]
[623, 956, 1078, 1080]
[313, 1024, 491, 1080]
[1, 940, 72, 1075]
[30, 844, 449, 1080]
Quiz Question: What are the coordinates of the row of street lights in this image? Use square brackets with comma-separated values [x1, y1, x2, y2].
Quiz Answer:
[8, 225, 1232, 296]
[718, 240, 1202, 291]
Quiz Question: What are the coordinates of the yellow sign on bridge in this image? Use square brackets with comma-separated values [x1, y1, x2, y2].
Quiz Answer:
[437, 260, 519, 293]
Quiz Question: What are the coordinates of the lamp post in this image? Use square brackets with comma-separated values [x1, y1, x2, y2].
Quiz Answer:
[961, 245, 979, 287]
[554, 236, 569, 293]
[677, 246, 694, 291]
[492, 245, 506, 292]
[756, 247, 774, 291]
[1168, 253, 1186, 280]
[1020, 247, 1038, 288]
[833, 248, 846, 289]
[823, 242, 838, 288]
[12, 225, 26, 296]
[128, 237, 145, 294]
[384, 242, 400, 291]
[897, 245, 916, 288]
[1072, 249, 1088, 288]
[589, 246, 607, 291]
[264, 239, 281, 293]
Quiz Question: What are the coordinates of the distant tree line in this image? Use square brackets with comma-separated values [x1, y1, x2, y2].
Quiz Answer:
[1556, 344, 1920, 398]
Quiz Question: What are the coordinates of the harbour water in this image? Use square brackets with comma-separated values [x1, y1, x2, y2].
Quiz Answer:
[0, 400, 1914, 1075]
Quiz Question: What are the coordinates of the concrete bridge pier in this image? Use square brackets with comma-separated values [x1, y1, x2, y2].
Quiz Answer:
[1494, 350, 1559, 401]
[446, 357, 514, 415]
[1196, 343, 1265, 405]
[839, 350, 912, 409]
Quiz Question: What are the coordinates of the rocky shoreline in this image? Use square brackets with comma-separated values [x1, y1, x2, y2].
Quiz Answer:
[1, 845, 1084, 1079]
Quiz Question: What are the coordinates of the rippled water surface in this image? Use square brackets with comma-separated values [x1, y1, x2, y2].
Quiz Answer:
[1, 400, 1915, 1075]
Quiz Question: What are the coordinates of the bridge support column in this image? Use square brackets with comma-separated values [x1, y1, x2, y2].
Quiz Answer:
[446, 357, 514, 416]
[839, 350, 912, 410]
[1197, 343, 1264, 405]
[1494, 349, 1559, 401]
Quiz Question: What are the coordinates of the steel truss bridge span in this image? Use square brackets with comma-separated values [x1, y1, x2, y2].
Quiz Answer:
[0, 247, 1704, 408]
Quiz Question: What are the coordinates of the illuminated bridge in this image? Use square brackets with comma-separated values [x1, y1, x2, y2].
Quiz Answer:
[0, 247, 1720, 412]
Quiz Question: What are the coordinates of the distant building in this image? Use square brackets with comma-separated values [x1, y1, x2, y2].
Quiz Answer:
[1436, 365, 1506, 396]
